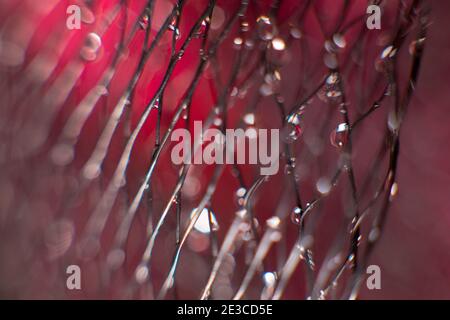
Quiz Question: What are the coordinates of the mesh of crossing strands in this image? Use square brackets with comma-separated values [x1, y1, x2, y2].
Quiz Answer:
[0, 0, 430, 299]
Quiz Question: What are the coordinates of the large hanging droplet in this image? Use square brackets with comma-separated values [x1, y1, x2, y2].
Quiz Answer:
[191, 208, 219, 234]
[330, 123, 349, 148]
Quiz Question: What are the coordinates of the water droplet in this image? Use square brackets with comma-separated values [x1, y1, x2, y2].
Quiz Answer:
[233, 37, 243, 49]
[195, 19, 209, 38]
[152, 98, 160, 109]
[139, 14, 150, 30]
[212, 117, 221, 127]
[326, 90, 342, 100]
[368, 228, 380, 242]
[266, 216, 281, 229]
[326, 73, 339, 85]
[324, 40, 334, 53]
[332, 33, 346, 49]
[192, 208, 219, 234]
[381, 45, 396, 59]
[390, 182, 399, 200]
[80, 5, 96, 24]
[387, 110, 400, 132]
[259, 83, 273, 96]
[135, 264, 149, 284]
[235, 187, 246, 206]
[256, 15, 276, 41]
[236, 208, 248, 219]
[80, 33, 102, 62]
[243, 113, 255, 125]
[51, 143, 74, 166]
[265, 70, 281, 83]
[290, 27, 302, 39]
[284, 113, 303, 143]
[271, 37, 286, 51]
[290, 206, 302, 225]
[316, 177, 332, 195]
[245, 39, 255, 49]
[330, 123, 349, 148]
[240, 21, 250, 32]
[284, 157, 296, 175]
[168, 18, 180, 39]
[324, 53, 338, 69]
[409, 38, 425, 55]
[83, 162, 101, 180]
[263, 272, 277, 287]
[347, 253, 355, 263]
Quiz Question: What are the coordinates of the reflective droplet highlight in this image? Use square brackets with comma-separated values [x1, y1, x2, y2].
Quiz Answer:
[192, 208, 219, 234]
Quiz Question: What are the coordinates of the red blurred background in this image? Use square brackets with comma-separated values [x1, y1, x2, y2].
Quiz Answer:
[0, 0, 449, 299]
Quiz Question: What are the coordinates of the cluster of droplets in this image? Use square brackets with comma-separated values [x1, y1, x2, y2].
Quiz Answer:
[80, 32, 102, 62]
[232, 20, 255, 51]
[323, 33, 346, 69]
[235, 187, 247, 206]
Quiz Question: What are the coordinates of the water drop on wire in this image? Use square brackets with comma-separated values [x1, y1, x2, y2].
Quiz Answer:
[330, 123, 349, 148]
[290, 206, 302, 225]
